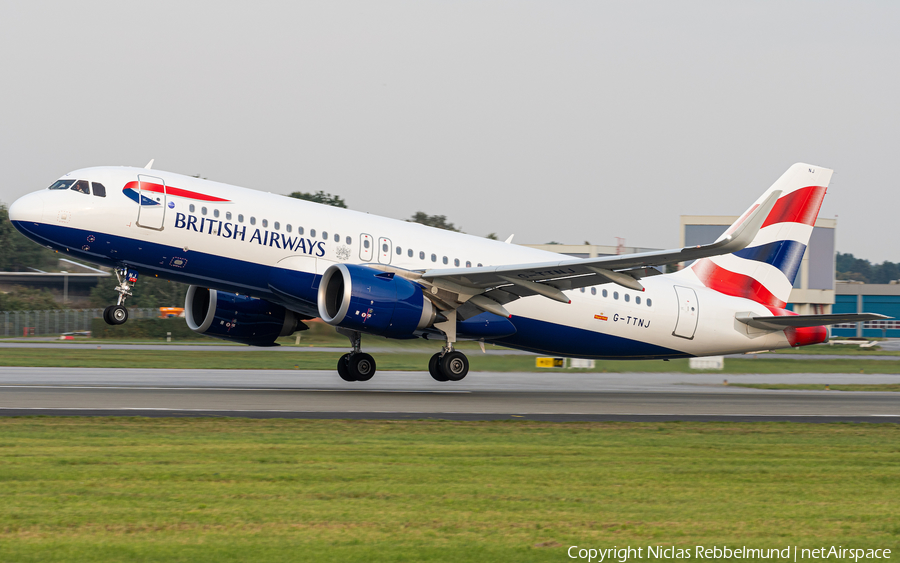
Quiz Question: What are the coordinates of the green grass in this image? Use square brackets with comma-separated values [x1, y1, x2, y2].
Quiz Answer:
[730, 383, 900, 392]
[2, 346, 900, 373]
[0, 418, 897, 562]
[769, 344, 897, 356]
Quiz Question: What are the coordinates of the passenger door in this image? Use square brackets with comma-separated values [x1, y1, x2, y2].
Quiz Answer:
[672, 286, 699, 339]
[135, 174, 166, 230]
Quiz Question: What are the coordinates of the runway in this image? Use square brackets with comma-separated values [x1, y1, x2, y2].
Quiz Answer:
[0, 367, 896, 423]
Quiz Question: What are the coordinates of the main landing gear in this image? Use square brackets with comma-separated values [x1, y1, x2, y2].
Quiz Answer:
[335, 328, 377, 382]
[428, 347, 469, 382]
[333, 327, 471, 383]
[103, 266, 137, 326]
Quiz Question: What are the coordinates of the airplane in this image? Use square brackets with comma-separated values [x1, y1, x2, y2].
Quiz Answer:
[8, 162, 886, 382]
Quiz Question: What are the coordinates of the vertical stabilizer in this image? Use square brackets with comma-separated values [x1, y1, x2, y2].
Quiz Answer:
[691, 163, 832, 308]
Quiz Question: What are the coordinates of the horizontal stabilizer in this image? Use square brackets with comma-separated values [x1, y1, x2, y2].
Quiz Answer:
[736, 312, 890, 331]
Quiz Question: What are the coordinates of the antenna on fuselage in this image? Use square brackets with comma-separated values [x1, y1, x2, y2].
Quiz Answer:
[144, 159, 155, 170]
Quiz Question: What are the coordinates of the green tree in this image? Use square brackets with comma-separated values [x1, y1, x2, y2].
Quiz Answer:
[0, 286, 60, 310]
[409, 212, 460, 232]
[835, 252, 900, 284]
[288, 191, 347, 208]
[0, 203, 60, 272]
[486, 233, 498, 240]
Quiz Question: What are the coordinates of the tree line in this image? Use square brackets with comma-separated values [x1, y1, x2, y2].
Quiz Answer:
[836, 253, 900, 284]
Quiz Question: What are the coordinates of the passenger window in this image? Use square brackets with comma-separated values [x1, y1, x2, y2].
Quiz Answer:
[396, 246, 401, 255]
[262, 219, 268, 228]
[454, 258, 460, 267]
[345, 236, 351, 244]
[323, 231, 328, 240]
[466, 261, 471, 267]
[363, 238, 369, 248]
[286, 224, 292, 233]
[408, 249, 413, 257]
[274, 222, 280, 230]
[214, 209, 220, 218]
[91, 182, 107, 197]
[298, 226, 304, 235]
[250, 217, 256, 225]
[442, 256, 448, 264]
[431, 254, 437, 262]
[419, 251, 425, 260]
[334, 234, 339, 242]
[647, 298, 652, 307]
[201, 207, 207, 215]
[226, 212, 232, 220]
[477, 263, 483, 267]
[71, 180, 90, 195]
[383, 243, 389, 252]
[602, 289, 608, 298]
[636, 296, 641, 305]
[311, 229, 316, 237]
[624, 294, 630, 302]
[613, 291, 619, 300]
[591, 287, 596, 295]
[238, 214, 243, 222]
[580, 288, 585, 293]
[48, 180, 75, 190]
[190, 204, 196, 213]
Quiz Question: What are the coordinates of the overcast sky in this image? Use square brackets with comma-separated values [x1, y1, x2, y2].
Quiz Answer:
[1, 1, 896, 261]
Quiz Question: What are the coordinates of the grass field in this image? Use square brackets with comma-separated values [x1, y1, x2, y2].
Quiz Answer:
[731, 383, 900, 392]
[1, 346, 899, 374]
[0, 418, 897, 562]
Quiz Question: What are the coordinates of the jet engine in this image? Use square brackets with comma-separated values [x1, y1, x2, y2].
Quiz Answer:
[317, 264, 437, 338]
[185, 286, 300, 346]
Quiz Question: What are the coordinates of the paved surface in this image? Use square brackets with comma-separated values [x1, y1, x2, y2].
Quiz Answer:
[2, 341, 900, 360]
[0, 368, 896, 422]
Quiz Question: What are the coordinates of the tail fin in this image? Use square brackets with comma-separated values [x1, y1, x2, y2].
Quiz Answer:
[691, 163, 832, 308]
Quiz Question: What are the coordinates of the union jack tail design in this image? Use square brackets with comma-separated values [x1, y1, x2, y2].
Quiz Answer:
[691, 163, 832, 308]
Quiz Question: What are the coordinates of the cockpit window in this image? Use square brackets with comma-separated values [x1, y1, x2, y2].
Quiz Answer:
[91, 182, 106, 198]
[70, 180, 90, 195]
[48, 180, 75, 190]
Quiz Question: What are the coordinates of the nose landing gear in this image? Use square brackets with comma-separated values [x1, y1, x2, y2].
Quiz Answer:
[103, 266, 138, 326]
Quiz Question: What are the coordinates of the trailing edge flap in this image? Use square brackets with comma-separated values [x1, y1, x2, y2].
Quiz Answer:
[735, 312, 890, 331]
[421, 190, 780, 292]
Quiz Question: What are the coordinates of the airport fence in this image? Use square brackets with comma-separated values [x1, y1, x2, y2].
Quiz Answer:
[0, 308, 162, 337]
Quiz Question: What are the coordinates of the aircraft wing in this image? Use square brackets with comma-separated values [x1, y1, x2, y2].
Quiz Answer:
[420, 189, 781, 302]
[736, 313, 890, 331]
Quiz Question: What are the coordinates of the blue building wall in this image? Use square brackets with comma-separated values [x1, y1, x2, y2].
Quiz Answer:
[831, 292, 900, 337]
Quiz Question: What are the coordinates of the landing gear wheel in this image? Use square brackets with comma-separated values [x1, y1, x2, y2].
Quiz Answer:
[102, 306, 114, 325]
[428, 353, 449, 382]
[109, 305, 128, 325]
[440, 351, 469, 381]
[348, 353, 376, 382]
[337, 353, 355, 382]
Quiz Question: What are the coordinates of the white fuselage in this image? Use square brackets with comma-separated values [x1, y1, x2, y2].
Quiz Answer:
[10, 166, 795, 358]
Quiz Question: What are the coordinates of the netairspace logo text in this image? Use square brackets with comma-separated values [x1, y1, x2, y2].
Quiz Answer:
[567, 545, 892, 562]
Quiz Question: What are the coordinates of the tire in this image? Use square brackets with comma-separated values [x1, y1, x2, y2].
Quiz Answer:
[440, 351, 469, 381]
[428, 352, 449, 382]
[337, 353, 355, 382]
[102, 306, 114, 325]
[109, 305, 128, 325]
[348, 353, 376, 382]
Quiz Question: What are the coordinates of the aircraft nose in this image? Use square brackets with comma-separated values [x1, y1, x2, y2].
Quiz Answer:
[8, 192, 44, 224]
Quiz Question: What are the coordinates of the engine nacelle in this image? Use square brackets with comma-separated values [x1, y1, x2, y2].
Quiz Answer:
[317, 264, 436, 338]
[185, 286, 299, 347]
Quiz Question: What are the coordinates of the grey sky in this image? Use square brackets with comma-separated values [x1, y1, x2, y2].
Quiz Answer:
[1, 1, 897, 261]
